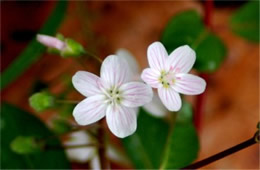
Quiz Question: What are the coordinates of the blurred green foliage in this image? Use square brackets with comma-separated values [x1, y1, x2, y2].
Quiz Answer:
[1, 103, 70, 169]
[160, 102, 199, 169]
[1, 1, 68, 90]
[122, 108, 169, 169]
[51, 118, 72, 135]
[122, 101, 199, 169]
[230, 1, 259, 42]
[161, 10, 227, 73]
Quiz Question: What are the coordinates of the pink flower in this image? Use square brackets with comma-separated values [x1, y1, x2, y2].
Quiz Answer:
[72, 55, 153, 138]
[141, 42, 206, 112]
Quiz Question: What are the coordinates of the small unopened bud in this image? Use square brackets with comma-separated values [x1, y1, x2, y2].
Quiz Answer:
[37, 34, 66, 51]
[37, 34, 85, 58]
[29, 91, 54, 112]
[11, 136, 42, 154]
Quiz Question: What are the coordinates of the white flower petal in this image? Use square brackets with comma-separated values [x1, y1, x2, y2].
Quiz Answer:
[65, 131, 95, 162]
[158, 87, 181, 111]
[106, 105, 137, 138]
[72, 71, 101, 97]
[147, 42, 168, 71]
[37, 34, 65, 50]
[141, 68, 161, 88]
[116, 49, 140, 76]
[119, 82, 153, 107]
[101, 55, 132, 87]
[90, 155, 101, 170]
[167, 45, 195, 73]
[173, 73, 206, 95]
[73, 95, 106, 126]
[143, 92, 168, 117]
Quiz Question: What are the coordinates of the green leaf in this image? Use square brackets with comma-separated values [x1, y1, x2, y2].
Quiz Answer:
[122, 108, 169, 169]
[160, 101, 199, 169]
[0, 103, 70, 169]
[161, 10, 227, 73]
[1, 1, 68, 90]
[51, 118, 72, 135]
[230, 1, 259, 42]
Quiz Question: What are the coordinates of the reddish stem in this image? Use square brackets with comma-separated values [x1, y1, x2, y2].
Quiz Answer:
[194, 0, 214, 131]
[194, 74, 209, 131]
[204, 0, 214, 28]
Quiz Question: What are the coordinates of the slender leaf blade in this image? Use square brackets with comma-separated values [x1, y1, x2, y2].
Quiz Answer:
[1, 1, 68, 90]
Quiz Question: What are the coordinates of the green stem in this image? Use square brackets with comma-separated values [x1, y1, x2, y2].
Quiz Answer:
[84, 50, 103, 63]
[64, 143, 98, 149]
[56, 99, 80, 104]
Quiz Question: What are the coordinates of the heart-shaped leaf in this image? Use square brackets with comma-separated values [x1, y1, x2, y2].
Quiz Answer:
[230, 1, 259, 42]
[161, 10, 227, 73]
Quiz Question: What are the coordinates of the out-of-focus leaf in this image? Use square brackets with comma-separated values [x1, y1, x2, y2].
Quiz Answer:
[0, 103, 70, 169]
[230, 1, 259, 42]
[11, 136, 42, 154]
[160, 101, 199, 169]
[51, 118, 72, 135]
[122, 108, 169, 169]
[161, 10, 227, 73]
[1, 1, 68, 90]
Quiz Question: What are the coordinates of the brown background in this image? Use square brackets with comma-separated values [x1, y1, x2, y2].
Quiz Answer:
[1, 1, 259, 169]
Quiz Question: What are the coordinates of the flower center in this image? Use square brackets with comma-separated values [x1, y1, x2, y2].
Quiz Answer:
[159, 71, 176, 88]
[106, 87, 122, 105]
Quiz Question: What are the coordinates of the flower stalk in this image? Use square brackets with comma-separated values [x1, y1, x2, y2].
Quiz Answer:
[56, 99, 80, 104]
[97, 120, 110, 169]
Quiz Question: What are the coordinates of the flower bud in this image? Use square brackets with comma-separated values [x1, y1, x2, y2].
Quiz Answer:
[29, 91, 54, 112]
[60, 38, 86, 58]
[11, 136, 42, 154]
[37, 34, 66, 51]
[37, 34, 85, 58]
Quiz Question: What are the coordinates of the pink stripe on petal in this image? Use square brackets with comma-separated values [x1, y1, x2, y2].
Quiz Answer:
[158, 87, 181, 111]
[73, 95, 106, 126]
[141, 68, 161, 88]
[101, 55, 133, 87]
[167, 45, 195, 73]
[147, 42, 168, 71]
[106, 105, 137, 138]
[119, 82, 153, 107]
[72, 71, 102, 97]
[173, 73, 206, 95]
